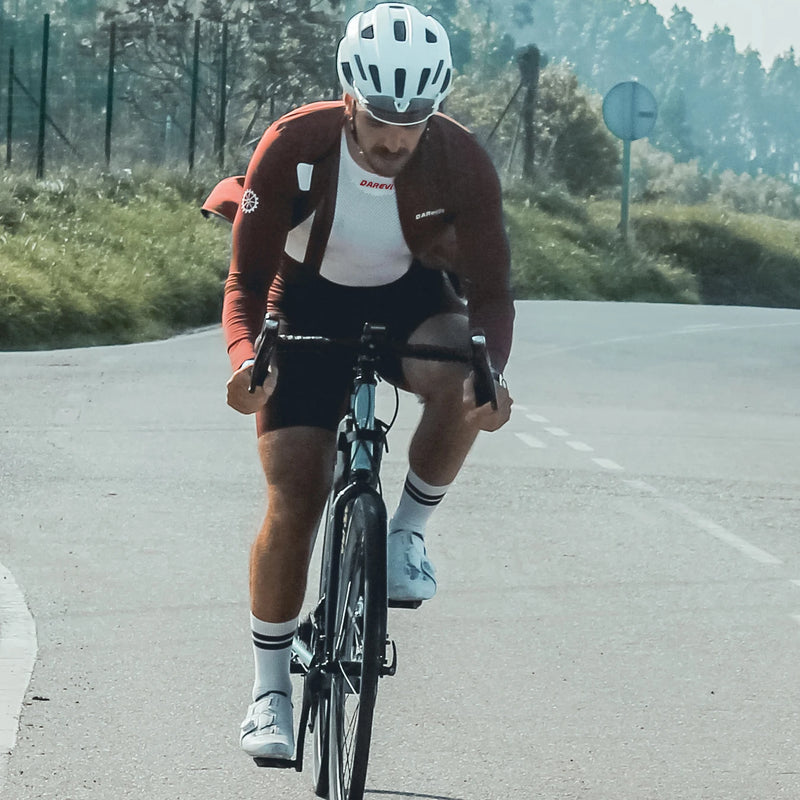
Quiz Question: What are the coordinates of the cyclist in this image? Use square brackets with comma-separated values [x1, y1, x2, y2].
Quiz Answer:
[219, 2, 514, 761]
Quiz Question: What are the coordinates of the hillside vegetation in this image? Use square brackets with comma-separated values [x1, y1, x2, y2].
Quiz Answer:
[1, 169, 799, 351]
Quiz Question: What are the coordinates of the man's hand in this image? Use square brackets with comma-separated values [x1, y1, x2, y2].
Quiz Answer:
[226, 362, 278, 415]
[463, 374, 513, 431]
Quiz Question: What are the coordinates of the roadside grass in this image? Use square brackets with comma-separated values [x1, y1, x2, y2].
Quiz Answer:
[507, 183, 800, 309]
[628, 202, 800, 308]
[2, 169, 799, 350]
[0, 167, 230, 349]
[505, 187, 700, 304]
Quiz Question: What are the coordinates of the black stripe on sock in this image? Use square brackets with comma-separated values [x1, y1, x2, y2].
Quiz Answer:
[252, 631, 294, 649]
[253, 637, 294, 651]
[404, 477, 445, 507]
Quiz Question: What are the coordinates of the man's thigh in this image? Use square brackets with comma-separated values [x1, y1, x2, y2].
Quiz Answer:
[258, 426, 337, 512]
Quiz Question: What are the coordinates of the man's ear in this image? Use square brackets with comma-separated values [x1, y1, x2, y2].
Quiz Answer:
[343, 93, 356, 116]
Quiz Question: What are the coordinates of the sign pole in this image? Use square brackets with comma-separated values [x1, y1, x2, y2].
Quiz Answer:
[621, 139, 631, 240]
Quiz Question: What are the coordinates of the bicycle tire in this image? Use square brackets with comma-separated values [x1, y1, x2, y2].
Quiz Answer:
[311, 689, 330, 797]
[310, 496, 340, 799]
[327, 491, 387, 800]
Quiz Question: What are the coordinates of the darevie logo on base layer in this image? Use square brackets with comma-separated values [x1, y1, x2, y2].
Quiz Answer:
[360, 179, 394, 191]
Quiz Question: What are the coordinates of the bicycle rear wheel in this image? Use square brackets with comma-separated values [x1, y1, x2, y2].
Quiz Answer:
[328, 491, 387, 800]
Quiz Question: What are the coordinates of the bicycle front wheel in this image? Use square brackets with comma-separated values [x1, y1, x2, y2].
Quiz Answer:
[328, 491, 387, 800]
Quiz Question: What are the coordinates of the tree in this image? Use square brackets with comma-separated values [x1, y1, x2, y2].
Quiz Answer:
[98, 0, 343, 162]
[448, 60, 619, 195]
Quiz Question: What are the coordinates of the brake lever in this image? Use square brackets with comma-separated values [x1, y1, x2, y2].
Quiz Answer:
[249, 315, 280, 393]
[469, 331, 498, 411]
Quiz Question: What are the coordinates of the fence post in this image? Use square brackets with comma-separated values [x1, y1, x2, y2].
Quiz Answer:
[6, 47, 13, 166]
[36, 13, 49, 179]
[105, 22, 116, 168]
[188, 19, 200, 171]
[215, 21, 228, 169]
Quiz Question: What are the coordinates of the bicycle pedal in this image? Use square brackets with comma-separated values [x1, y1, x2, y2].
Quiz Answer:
[388, 599, 422, 609]
[253, 756, 300, 771]
[381, 638, 397, 677]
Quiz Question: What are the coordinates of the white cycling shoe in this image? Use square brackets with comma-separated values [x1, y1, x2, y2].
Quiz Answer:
[387, 530, 437, 602]
[240, 691, 294, 760]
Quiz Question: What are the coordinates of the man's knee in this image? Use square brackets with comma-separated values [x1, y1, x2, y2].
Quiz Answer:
[404, 313, 469, 399]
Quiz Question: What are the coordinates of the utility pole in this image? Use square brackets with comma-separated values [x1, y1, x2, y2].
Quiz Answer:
[517, 45, 540, 179]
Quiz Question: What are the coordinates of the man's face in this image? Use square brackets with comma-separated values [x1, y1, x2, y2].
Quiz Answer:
[351, 104, 427, 178]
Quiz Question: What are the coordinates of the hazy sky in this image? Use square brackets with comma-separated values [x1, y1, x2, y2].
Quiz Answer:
[648, 0, 800, 66]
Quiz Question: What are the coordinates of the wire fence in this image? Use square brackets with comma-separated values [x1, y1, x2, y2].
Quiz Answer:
[0, 13, 341, 177]
[0, 12, 540, 183]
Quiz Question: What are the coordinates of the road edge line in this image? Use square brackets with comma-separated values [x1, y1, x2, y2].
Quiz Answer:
[0, 561, 37, 791]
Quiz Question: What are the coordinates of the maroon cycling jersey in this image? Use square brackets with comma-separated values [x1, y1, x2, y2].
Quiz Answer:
[220, 101, 514, 372]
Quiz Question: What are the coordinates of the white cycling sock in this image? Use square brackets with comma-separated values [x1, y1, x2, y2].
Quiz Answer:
[250, 613, 296, 702]
[389, 469, 450, 536]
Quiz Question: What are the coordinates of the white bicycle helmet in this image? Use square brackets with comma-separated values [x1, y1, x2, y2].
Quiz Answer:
[337, 3, 453, 125]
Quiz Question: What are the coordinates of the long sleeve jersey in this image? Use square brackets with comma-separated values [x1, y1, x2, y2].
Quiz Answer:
[218, 101, 514, 372]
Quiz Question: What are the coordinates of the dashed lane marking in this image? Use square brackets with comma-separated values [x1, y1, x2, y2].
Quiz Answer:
[544, 427, 569, 437]
[515, 433, 546, 449]
[518, 411, 785, 568]
[525, 413, 549, 424]
[592, 457, 624, 471]
[567, 441, 594, 452]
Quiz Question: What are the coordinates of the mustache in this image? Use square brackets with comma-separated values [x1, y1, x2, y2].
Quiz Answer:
[371, 146, 409, 159]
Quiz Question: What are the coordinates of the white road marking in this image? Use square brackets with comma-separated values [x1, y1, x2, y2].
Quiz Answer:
[0, 562, 37, 791]
[567, 440, 594, 452]
[519, 407, 783, 569]
[544, 427, 569, 437]
[657, 498, 782, 565]
[516, 433, 547, 449]
[593, 458, 624, 471]
[526, 413, 549, 424]
[791, 580, 800, 588]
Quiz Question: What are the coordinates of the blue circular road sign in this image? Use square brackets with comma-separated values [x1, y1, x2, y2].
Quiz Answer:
[603, 81, 658, 141]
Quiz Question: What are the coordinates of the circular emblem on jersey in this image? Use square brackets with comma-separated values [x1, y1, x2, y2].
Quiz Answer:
[241, 188, 259, 214]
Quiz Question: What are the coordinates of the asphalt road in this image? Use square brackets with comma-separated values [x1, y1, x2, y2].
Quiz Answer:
[1, 300, 800, 800]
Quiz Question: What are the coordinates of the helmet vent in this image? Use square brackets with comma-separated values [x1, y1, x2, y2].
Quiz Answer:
[440, 68, 451, 94]
[393, 20, 407, 41]
[426, 29, 438, 44]
[395, 68, 406, 98]
[361, 25, 375, 39]
[369, 64, 382, 93]
[432, 59, 444, 84]
[417, 67, 431, 95]
[354, 54, 368, 81]
[340, 62, 354, 87]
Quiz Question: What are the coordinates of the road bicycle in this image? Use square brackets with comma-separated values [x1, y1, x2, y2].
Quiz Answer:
[247, 315, 497, 800]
